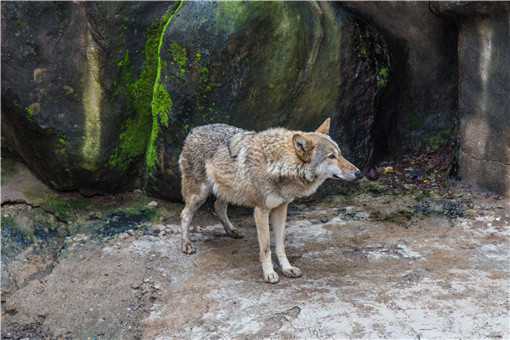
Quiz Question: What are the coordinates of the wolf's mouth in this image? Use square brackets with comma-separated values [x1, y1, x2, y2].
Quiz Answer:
[332, 174, 342, 180]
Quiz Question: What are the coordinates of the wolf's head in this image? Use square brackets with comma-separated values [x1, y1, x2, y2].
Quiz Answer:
[292, 118, 362, 182]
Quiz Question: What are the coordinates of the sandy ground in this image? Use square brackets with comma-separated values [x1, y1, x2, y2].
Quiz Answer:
[1, 160, 509, 339]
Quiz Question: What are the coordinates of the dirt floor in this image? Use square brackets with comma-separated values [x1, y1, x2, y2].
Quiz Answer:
[1, 159, 509, 339]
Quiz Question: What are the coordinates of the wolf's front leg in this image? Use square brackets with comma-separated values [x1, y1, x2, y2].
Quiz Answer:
[254, 207, 279, 283]
[271, 203, 302, 278]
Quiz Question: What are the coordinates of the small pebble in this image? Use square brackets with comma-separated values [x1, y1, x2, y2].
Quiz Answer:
[147, 201, 158, 208]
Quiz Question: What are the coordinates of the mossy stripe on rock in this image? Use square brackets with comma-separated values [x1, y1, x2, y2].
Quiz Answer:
[109, 2, 183, 173]
[146, 0, 185, 172]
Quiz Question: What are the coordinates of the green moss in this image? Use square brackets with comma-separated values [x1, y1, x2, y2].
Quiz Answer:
[116, 51, 130, 68]
[169, 42, 188, 78]
[153, 82, 173, 128]
[359, 46, 368, 58]
[377, 66, 389, 89]
[110, 2, 184, 172]
[146, 0, 185, 172]
[44, 197, 91, 221]
[110, 22, 167, 171]
[25, 103, 40, 121]
[109, 115, 149, 170]
[25, 106, 34, 120]
[194, 51, 202, 62]
[56, 135, 67, 157]
[109, 49, 153, 171]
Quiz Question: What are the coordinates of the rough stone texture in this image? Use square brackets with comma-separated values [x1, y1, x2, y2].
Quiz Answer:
[446, 7, 509, 196]
[338, 1, 459, 159]
[2, 2, 384, 200]
[1, 2, 172, 193]
[1, 156, 55, 206]
[146, 2, 385, 199]
[435, 2, 510, 17]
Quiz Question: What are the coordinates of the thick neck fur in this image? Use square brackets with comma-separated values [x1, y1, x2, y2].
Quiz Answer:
[262, 129, 318, 183]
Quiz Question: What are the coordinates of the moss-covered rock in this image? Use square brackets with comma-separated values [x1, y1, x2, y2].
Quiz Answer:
[2, 2, 385, 200]
[146, 2, 385, 199]
[1, 2, 176, 193]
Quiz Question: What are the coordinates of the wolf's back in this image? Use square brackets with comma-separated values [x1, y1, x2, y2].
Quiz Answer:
[179, 124, 245, 179]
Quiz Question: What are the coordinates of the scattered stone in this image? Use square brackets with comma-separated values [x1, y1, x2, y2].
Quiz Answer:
[87, 212, 100, 220]
[5, 302, 17, 313]
[63, 85, 74, 95]
[151, 225, 163, 234]
[406, 168, 425, 180]
[147, 201, 158, 208]
[320, 216, 329, 223]
[442, 200, 465, 218]
[383, 166, 395, 175]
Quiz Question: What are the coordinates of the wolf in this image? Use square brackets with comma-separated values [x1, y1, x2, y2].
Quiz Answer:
[179, 118, 362, 283]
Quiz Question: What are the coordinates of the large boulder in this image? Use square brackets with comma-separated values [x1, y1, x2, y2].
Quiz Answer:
[1, 2, 173, 193]
[145, 1, 387, 199]
[2, 2, 385, 200]
[435, 3, 510, 195]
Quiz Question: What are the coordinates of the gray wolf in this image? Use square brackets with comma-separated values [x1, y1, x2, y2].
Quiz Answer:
[179, 118, 362, 283]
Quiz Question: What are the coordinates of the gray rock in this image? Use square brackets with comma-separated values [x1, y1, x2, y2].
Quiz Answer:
[456, 12, 510, 196]
[1, 2, 171, 193]
[2, 2, 385, 200]
[141, 2, 386, 199]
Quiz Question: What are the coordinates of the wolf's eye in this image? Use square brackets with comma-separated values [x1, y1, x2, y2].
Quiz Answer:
[328, 154, 336, 159]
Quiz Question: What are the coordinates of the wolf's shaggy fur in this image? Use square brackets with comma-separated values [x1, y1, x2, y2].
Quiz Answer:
[179, 119, 361, 283]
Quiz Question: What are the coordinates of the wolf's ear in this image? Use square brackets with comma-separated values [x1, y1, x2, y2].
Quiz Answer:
[293, 134, 314, 163]
[315, 118, 331, 135]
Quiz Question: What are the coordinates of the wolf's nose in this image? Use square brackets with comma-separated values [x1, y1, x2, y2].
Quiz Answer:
[354, 170, 363, 179]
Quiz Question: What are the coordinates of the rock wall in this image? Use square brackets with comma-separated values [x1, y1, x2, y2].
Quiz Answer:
[341, 1, 510, 196]
[2, 1, 385, 200]
[437, 3, 510, 196]
[339, 1, 459, 160]
[2, 1, 509, 198]
[144, 2, 387, 199]
[1, 2, 172, 193]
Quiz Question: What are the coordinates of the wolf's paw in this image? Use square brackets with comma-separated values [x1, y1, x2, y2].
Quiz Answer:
[226, 228, 244, 239]
[181, 240, 195, 255]
[282, 266, 302, 278]
[263, 270, 280, 284]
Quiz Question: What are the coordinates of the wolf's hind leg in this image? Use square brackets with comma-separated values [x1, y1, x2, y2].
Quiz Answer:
[214, 199, 243, 239]
[181, 183, 209, 255]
